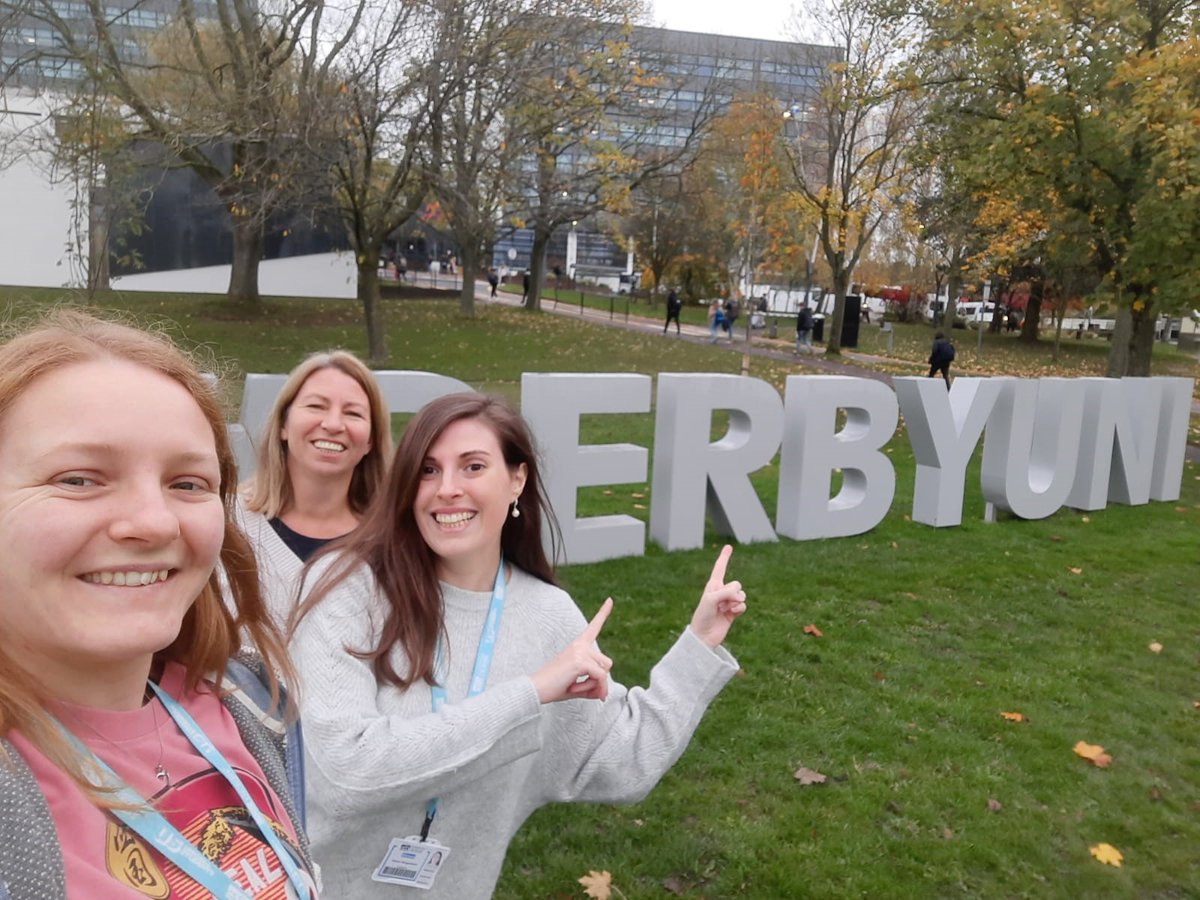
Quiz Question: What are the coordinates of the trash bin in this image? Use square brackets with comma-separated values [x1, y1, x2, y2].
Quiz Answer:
[812, 315, 825, 343]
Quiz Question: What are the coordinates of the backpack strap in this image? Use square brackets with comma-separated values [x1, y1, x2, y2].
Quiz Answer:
[221, 658, 307, 830]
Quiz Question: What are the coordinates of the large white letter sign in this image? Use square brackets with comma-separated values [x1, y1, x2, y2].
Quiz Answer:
[1068, 377, 1166, 509]
[521, 373, 651, 565]
[649, 374, 783, 551]
[776, 376, 898, 540]
[981, 378, 1086, 518]
[1150, 377, 1194, 502]
[894, 377, 1005, 527]
[233, 370, 472, 477]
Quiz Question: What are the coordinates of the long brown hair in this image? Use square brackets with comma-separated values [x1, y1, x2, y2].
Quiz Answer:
[244, 350, 392, 518]
[298, 393, 560, 689]
[0, 310, 294, 795]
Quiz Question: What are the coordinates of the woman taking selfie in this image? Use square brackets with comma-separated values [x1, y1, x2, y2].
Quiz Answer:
[292, 392, 747, 897]
[239, 350, 391, 630]
[0, 311, 316, 899]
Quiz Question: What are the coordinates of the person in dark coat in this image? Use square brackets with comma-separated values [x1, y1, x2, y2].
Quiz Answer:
[487, 270, 500, 299]
[723, 299, 740, 340]
[929, 330, 955, 389]
[795, 304, 814, 354]
[522, 270, 531, 303]
[663, 289, 683, 335]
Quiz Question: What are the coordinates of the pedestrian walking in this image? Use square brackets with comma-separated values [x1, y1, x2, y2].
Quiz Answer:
[929, 330, 955, 389]
[708, 300, 723, 343]
[488, 270, 499, 299]
[723, 299, 740, 341]
[795, 303, 814, 354]
[663, 289, 682, 335]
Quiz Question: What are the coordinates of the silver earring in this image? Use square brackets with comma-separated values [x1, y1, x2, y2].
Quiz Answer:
[511, 500, 520, 519]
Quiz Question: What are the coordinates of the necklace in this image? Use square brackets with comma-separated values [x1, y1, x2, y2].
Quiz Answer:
[149, 696, 171, 789]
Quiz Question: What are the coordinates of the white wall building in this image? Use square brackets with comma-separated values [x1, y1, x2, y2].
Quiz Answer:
[0, 88, 84, 288]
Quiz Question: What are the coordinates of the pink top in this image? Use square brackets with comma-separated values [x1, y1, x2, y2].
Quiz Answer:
[10, 662, 311, 899]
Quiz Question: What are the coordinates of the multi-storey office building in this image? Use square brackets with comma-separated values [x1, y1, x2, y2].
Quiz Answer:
[0, 0, 217, 83]
[491, 24, 840, 283]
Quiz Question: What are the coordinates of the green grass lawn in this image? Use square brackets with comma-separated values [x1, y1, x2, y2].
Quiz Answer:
[4, 285, 1199, 897]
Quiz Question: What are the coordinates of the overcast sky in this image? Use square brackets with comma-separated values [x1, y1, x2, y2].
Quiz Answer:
[648, 0, 802, 43]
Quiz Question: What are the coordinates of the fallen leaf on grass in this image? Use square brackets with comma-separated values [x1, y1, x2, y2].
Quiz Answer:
[1149, 641, 1163, 653]
[631, 492, 645, 499]
[578, 870, 610, 899]
[794, 766, 827, 786]
[1068, 566, 1083, 575]
[873, 671, 886, 682]
[803, 624, 823, 637]
[1000, 711, 1025, 722]
[1081, 515, 1090, 523]
[1074, 741, 1113, 768]
[578, 870, 618, 900]
[632, 503, 646, 510]
[1089, 843, 1123, 867]
[987, 798, 1003, 812]
[942, 828, 955, 840]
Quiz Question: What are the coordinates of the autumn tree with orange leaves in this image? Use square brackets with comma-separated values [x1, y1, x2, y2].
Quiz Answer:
[907, 0, 1200, 375]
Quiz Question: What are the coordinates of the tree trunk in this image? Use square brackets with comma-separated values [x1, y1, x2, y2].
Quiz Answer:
[356, 256, 388, 365]
[944, 272, 961, 327]
[1019, 278, 1043, 343]
[228, 213, 263, 306]
[458, 243, 479, 316]
[825, 270, 851, 354]
[1107, 302, 1155, 376]
[87, 186, 110, 294]
[526, 229, 549, 311]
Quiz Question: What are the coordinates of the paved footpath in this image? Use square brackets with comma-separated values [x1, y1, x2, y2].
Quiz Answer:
[413, 274, 1200, 462]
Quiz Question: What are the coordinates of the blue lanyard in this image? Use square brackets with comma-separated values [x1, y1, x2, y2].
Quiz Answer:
[54, 682, 312, 900]
[422, 560, 507, 839]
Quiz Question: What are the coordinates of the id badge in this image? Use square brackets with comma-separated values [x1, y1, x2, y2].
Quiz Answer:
[371, 836, 450, 890]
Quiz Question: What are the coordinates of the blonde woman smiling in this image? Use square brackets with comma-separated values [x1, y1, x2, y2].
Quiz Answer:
[238, 351, 391, 631]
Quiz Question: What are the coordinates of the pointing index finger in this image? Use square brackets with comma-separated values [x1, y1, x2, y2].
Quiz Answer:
[582, 597, 614, 643]
[707, 544, 734, 589]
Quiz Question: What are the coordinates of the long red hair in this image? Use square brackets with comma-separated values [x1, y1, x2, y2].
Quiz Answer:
[0, 310, 293, 798]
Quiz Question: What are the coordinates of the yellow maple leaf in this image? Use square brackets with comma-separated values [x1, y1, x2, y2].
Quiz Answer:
[1090, 843, 1124, 867]
[578, 870, 612, 900]
[1073, 741, 1113, 768]
[1148, 641, 1163, 653]
[1000, 711, 1025, 722]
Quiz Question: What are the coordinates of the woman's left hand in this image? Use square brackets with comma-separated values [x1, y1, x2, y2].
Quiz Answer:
[688, 544, 747, 649]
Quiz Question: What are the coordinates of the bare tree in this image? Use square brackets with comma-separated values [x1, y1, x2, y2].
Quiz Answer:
[506, 10, 717, 311]
[783, 0, 924, 353]
[302, 0, 442, 362]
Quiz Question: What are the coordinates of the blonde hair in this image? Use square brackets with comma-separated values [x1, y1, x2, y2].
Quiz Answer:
[0, 309, 294, 799]
[244, 350, 392, 518]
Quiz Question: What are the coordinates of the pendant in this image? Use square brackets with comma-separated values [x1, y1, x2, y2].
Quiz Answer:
[156, 764, 171, 789]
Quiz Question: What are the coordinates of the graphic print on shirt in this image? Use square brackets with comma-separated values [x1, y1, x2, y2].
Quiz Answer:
[105, 765, 312, 899]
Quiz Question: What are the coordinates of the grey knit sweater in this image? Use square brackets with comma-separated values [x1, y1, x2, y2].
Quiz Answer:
[292, 562, 738, 899]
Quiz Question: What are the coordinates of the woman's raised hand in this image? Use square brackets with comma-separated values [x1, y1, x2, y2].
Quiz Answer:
[688, 545, 746, 649]
[531, 598, 615, 703]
